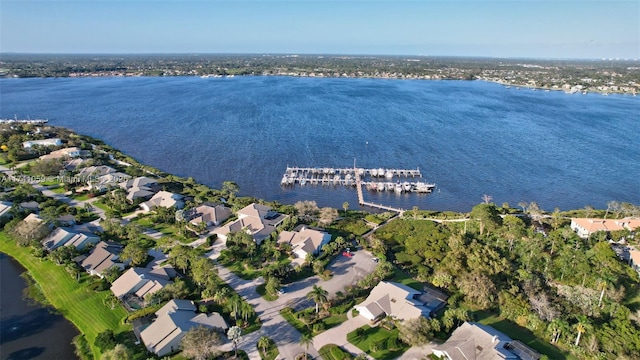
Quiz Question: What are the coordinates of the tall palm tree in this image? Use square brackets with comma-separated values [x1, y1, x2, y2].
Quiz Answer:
[574, 316, 591, 346]
[299, 333, 313, 357]
[257, 336, 271, 356]
[306, 285, 328, 314]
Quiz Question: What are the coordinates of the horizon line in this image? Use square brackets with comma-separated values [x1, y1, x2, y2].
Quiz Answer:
[1, 52, 639, 62]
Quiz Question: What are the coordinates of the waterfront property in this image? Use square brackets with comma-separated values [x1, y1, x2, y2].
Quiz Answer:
[184, 203, 232, 227]
[570, 217, 640, 238]
[140, 299, 228, 357]
[215, 203, 287, 244]
[354, 281, 445, 322]
[278, 225, 331, 261]
[140, 190, 185, 212]
[119, 176, 160, 202]
[41, 227, 100, 251]
[39, 146, 83, 161]
[432, 321, 541, 360]
[78, 241, 126, 278]
[22, 138, 62, 148]
[110, 266, 176, 300]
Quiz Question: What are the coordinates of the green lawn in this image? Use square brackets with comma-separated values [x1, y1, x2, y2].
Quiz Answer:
[0, 232, 130, 360]
[256, 284, 279, 301]
[50, 186, 67, 194]
[473, 310, 578, 360]
[347, 325, 408, 360]
[280, 308, 348, 337]
[389, 268, 424, 291]
[258, 339, 279, 360]
[73, 193, 93, 201]
[318, 344, 354, 360]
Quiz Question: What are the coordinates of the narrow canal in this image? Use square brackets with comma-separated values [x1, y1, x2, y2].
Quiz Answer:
[0, 252, 79, 360]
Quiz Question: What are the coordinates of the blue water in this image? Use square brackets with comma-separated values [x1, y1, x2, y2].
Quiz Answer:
[1, 76, 638, 212]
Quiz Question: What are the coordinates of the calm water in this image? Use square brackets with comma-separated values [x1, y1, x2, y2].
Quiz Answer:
[0, 253, 79, 360]
[1, 77, 638, 212]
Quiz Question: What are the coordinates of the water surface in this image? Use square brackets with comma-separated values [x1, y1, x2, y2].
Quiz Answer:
[1, 77, 638, 211]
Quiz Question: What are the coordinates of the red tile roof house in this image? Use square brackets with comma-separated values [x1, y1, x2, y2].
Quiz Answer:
[570, 218, 640, 239]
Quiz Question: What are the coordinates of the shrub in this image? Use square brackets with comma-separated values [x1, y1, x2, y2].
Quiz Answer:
[87, 279, 109, 292]
[313, 322, 326, 332]
[387, 336, 398, 350]
[329, 299, 355, 315]
[94, 330, 117, 351]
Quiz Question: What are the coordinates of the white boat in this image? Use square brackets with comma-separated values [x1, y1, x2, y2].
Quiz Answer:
[300, 178, 307, 186]
[403, 182, 411, 192]
[377, 168, 385, 177]
[370, 169, 378, 177]
[385, 171, 394, 180]
[377, 182, 386, 191]
[386, 183, 395, 191]
[281, 175, 289, 185]
[333, 174, 341, 185]
[394, 183, 403, 193]
[287, 177, 295, 185]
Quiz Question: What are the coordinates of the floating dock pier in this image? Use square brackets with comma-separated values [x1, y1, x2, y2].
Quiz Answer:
[281, 166, 435, 194]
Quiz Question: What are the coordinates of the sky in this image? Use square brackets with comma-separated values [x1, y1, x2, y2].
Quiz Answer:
[1, 0, 638, 59]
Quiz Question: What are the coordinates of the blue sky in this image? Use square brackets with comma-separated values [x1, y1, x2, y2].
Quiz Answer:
[1, 0, 638, 59]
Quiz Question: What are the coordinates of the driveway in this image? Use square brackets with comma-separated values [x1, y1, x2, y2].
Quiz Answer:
[313, 311, 371, 359]
[215, 265, 320, 360]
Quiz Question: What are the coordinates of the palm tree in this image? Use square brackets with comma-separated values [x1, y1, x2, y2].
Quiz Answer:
[574, 316, 591, 346]
[257, 336, 271, 356]
[226, 295, 243, 320]
[299, 333, 313, 357]
[214, 287, 230, 304]
[227, 326, 242, 358]
[342, 201, 349, 216]
[306, 285, 328, 314]
[240, 301, 255, 323]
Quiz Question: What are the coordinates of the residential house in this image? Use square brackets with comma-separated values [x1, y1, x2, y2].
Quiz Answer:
[215, 203, 287, 244]
[140, 299, 228, 357]
[629, 248, 640, 274]
[77, 165, 117, 180]
[91, 172, 131, 192]
[570, 218, 640, 239]
[140, 191, 184, 212]
[278, 225, 331, 260]
[119, 176, 159, 202]
[41, 227, 100, 251]
[19, 201, 40, 212]
[355, 281, 445, 322]
[39, 147, 82, 161]
[79, 241, 126, 278]
[0, 201, 13, 218]
[432, 322, 540, 360]
[64, 158, 88, 171]
[184, 203, 232, 228]
[110, 266, 175, 299]
[22, 138, 62, 148]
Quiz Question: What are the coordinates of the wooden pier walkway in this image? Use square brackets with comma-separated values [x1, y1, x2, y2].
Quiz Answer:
[355, 167, 405, 214]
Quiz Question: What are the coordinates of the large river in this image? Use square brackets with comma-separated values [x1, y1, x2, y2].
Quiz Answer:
[1, 77, 638, 212]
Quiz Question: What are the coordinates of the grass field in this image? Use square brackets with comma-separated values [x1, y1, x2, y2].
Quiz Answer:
[389, 268, 424, 291]
[318, 344, 353, 360]
[0, 232, 130, 359]
[347, 325, 408, 360]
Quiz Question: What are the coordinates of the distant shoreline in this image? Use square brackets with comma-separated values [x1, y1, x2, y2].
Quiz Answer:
[1, 74, 636, 96]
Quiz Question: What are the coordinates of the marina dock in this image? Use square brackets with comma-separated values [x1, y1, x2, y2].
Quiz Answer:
[281, 166, 435, 194]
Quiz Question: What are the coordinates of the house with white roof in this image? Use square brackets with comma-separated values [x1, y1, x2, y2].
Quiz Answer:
[278, 225, 331, 260]
[432, 322, 540, 360]
[355, 281, 445, 322]
[215, 203, 287, 244]
[140, 191, 184, 212]
[570, 218, 640, 239]
[140, 299, 228, 357]
[23, 138, 62, 148]
[41, 227, 100, 251]
[39, 147, 82, 161]
[0, 201, 13, 219]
